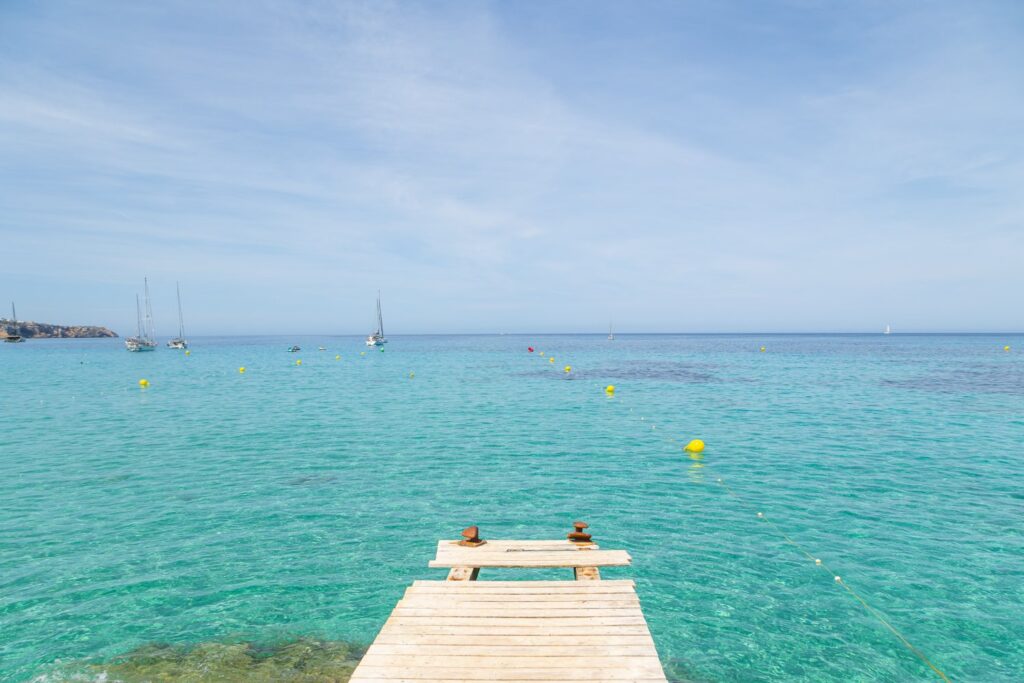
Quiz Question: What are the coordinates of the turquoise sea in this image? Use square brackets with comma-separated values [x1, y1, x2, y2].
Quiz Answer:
[1, 334, 1022, 682]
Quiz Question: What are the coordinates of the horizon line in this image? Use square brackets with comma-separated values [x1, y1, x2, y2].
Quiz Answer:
[21, 331, 1024, 338]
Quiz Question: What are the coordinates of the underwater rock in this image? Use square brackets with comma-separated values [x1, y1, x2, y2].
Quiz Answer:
[38, 637, 364, 682]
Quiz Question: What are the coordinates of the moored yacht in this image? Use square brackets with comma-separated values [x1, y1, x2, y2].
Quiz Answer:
[167, 282, 188, 349]
[3, 302, 24, 343]
[366, 291, 387, 346]
[126, 279, 157, 352]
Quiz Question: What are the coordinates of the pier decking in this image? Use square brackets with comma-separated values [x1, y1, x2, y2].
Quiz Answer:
[350, 526, 667, 682]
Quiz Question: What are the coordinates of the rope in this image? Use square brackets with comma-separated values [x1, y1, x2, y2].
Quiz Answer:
[713, 476, 951, 683]
[526, 346, 952, 682]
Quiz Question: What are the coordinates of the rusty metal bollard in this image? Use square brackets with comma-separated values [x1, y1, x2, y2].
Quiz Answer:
[567, 521, 594, 546]
[458, 525, 486, 547]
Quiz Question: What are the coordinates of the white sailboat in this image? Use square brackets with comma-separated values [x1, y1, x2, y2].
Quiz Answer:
[126, 278, 157, 352]
[167, 282, 188, 349]
[608, 321, 614, 341]
[884, 323, 892, 335]
[4, 302, 25, 343]
[366, 291, 387, 347]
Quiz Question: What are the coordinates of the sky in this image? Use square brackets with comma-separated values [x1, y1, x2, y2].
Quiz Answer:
[1, 1, 1022, 335]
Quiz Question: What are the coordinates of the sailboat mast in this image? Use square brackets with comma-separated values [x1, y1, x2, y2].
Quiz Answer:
[144, 277, 155, 340]
[11, 301, 15, 324]
[377, 291, 384, 337]
[136, 295, 142, 337]
[176, 282, 185, 338]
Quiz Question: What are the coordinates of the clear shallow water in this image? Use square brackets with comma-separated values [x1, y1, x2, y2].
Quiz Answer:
[1, 334, 1022, 682]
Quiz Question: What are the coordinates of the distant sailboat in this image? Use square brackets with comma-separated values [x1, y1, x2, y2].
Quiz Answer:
[4, 302, 25, 343]
[167, 282, 188, 349]
[884, 323, 892, 335]
[125, 278, 157, 352]
[366, 291, 387, 347]
[608, 321, 614, 341]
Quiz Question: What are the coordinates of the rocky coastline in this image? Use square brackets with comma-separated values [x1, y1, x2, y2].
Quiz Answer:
[1, 320, 118, 339]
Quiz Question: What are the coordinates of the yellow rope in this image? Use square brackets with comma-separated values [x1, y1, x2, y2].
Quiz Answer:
[528, 349, 952, 681]
[711, 477, 950, 681]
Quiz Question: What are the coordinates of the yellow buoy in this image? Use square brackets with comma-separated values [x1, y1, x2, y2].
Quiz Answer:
[238, 367, 246, 373]
[684, 439, 705, 453]
[138, 379, 149, 388]
[1004, 345, 1011, 352]
[409, 372, 415, 378]
[549, 357, 555, 363]
[539, 351, 544, 356]
[605, 385, 615, 394]
[360, 352, 366, 356]
[185, 350, 191, 356]
[335, 354, 340, 360]
[564, 365, 571, 373]
[295, 359, 302, 366]
[760, 346, 766, 352]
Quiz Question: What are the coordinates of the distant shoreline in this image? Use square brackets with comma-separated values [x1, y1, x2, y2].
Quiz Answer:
[1, 320, 117, 339]
[5, 330, 1018, 339]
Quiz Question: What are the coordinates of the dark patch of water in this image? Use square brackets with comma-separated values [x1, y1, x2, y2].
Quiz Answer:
[882, 366, 1024, 396]
[39, 637, 365, 682]
[515, 360, 727, 383]
[286, 474, 340, 487]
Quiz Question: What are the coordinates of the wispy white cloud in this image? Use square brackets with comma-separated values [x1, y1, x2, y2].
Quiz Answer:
[0, 0, 1021, 332]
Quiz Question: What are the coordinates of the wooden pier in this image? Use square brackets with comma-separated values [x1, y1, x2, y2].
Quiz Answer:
[350, 524, 668, 682]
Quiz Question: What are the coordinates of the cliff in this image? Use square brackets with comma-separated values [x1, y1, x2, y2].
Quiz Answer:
[1, 320, 118, 339]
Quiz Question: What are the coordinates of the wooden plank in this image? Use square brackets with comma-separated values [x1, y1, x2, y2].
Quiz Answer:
[411, 580, 635, 588]
[364, 644, 659, 657]
[370, 634, 656, 646]
[406, 586, 634, 594]
[391, 608, 643, 619]
[403, 594, 638, 601]
[395, 598, 640, 609]
[402, 587, 639, 597]
[349, 666, 664, 680]
[433, 549, 619, 558]
[574, 566, 601, 581]
[432, 541, 623, 567]
[434, 550, 599, 557]
[430, 553, 626, 562]
[407, 581, 630, 589]
[446, 567, 479, 581]
[436, 540, 591, 550]
[351, 679, 666, 683]
[375, 624, 653, 636]
[428, 552, 630, 569]
[399, 597, 640, 607]
[383, 617, 648, 628]
[403, 590, 634, 598]
[399, 594, 639, 604]
[356, 655, 664, 669]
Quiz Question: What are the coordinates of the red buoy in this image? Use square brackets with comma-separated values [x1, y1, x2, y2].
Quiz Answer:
[528, 347, 534, 352]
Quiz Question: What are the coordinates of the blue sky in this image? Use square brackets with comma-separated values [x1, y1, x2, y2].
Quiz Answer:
[1, 1, 1022, 334]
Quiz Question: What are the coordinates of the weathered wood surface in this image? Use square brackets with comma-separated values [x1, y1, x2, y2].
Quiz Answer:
[349, 580, 667, 682]
[446, 567, 480, 581]
[430, 540, 630, 570]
